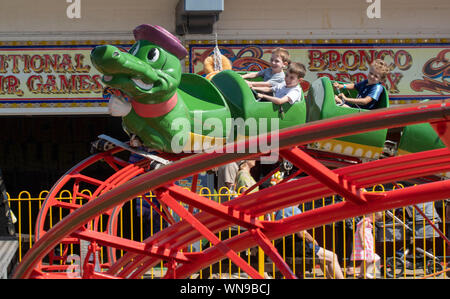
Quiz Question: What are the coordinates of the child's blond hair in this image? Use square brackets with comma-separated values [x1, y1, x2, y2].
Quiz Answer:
[371, 59, 390, 81]
[272, 47, 291, 65]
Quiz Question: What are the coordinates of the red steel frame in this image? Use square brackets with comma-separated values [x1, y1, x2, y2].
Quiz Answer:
[13, 100, 450, 279]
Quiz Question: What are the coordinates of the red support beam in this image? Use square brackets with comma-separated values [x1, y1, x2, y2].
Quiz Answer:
[71, 229, 190, 263]
[164, 184, 264, 230]
[188, 174, 198, 213]
[280, 147, 368, 204]
[250, 228, 297, 279]
[412, 204, 450, 247]
[142, 196, 174, 225]
[240, 164, 280, 196]
[431, 121, 450, 148]
[173, 179, 450, 278]
[156, 189, 264, 279]
[14, 101, 450, 279]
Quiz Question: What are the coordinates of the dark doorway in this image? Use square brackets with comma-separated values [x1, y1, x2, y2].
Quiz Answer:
[0, 115, 128, 197]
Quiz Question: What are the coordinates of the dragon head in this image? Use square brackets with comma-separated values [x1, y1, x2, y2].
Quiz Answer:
[91, 24, 187, 105]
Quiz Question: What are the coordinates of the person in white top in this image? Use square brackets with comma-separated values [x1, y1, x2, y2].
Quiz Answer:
[251, 62, 306, 105]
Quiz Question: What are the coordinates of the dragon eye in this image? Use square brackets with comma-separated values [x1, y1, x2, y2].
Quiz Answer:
[147, 48, 160, 62]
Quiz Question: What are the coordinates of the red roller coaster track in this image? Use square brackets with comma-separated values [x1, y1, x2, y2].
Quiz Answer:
[13, 100, 450, 279]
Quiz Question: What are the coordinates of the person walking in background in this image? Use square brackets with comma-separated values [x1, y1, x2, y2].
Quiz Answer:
[275, 206, 344, 279]
[351, 212, 383, 278]
[235, 160, 258, 194]
[217, 162, 239, 192]
[216, 162, 240, 202]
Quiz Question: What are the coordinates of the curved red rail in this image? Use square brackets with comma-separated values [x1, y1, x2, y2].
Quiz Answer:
[13, 100, 450, 279]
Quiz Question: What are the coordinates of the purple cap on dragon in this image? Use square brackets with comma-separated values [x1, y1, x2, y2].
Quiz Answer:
[133, 24, 188, 60]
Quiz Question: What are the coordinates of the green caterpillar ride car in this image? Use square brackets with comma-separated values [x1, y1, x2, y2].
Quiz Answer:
[90, 24, 445, 160]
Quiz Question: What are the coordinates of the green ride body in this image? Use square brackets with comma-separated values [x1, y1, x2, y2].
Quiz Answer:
[91, 40, 444, 156]
[91, 40, 305, 152]
[305, 77, 444, 157]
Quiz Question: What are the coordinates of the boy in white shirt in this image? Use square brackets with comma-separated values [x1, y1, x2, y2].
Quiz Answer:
[251, 62, 306, 105]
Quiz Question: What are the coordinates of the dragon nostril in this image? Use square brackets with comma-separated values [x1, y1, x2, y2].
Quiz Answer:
[112, 51, 120, 58]
[91, 45, 107, 57]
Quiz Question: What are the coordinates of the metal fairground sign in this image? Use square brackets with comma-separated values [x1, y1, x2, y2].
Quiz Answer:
[0, 41, 131, 115]
[188, 40, 450, 104]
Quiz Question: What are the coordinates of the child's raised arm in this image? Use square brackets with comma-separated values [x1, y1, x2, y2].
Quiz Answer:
[241, 72, 259, 79]
[257, 93, 290, 105]
[251, 85, 272, 94]
[248, 81, 272, 88]
[252, 85, 289, 104]
[333, 81, 355, 90]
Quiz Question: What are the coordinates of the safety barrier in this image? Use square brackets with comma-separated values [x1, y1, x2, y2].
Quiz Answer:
[6, 186, 449, 279]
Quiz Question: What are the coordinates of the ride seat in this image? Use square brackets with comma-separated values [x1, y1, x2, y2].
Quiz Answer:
[211, 70, 306, 132]
[376, 89, 389, 109]
[178, 73, 231, 122]
[338, 82, 389, 109]
[307, 77, 389, 150]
